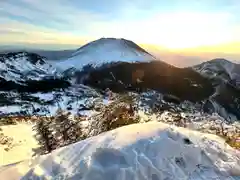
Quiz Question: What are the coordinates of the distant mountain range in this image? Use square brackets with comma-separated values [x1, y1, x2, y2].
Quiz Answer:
[0, 49, 74, 60]
[0, 38, 239, 121]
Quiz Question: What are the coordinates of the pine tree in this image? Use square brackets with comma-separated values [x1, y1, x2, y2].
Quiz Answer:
[89, 93, 140, 136]
[34, 111, 84, 154]
[33, 118, 57, 154]
[54, 110, 83, 147]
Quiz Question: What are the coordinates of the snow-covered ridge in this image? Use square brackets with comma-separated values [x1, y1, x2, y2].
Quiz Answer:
[0, 52, 57, 83]
[0, 122, 239, 179]
[53, 38, 156, 71]
[193, 58, 240, 87]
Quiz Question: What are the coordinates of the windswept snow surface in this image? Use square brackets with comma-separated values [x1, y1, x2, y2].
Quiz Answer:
[0, 122, 239, 179]
[53, 38, 155, 71]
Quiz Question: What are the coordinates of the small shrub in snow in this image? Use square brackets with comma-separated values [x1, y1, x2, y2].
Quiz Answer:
[225, 136, 240, 149]
[0, 117, 17, 125]
[33, 110, 85, 154]
[89, 93, 140, 136]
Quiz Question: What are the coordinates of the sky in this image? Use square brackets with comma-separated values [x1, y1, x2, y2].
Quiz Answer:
[0, 0, 240, 63]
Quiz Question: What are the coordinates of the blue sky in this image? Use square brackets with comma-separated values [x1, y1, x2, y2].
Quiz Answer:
[0, 0, 240, 51]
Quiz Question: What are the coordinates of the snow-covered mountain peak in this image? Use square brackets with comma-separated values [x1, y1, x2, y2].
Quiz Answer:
[194, 58, 235, 71]
[193, 58, 240, 87]
[210, 58, 232, 64]
[1, 52, 46, 64]
[72, 38, 152, 57]
[53, 38, 156, 71]
[0, 52, 56, 83]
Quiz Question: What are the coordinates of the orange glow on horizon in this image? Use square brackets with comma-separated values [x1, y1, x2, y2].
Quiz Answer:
[141, 41, 240, 55]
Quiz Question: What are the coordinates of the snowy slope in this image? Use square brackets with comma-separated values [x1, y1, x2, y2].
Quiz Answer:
[53, 38, 155, 71]
[1, 122, 239, 179]
[192, 59, 240, 121]
[193, 58, 240, 87]
[0, 52, 57, 83]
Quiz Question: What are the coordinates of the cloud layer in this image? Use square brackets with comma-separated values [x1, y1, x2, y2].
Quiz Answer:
[0, 0, 240, 52]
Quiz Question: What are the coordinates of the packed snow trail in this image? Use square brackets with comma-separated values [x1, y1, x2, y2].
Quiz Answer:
[0, 122, 239, 179]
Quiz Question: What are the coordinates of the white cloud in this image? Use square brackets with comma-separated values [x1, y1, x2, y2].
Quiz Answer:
[0, 0, 239, 51]
[0, 16, 93, 45]
[0, 0, 105, 32]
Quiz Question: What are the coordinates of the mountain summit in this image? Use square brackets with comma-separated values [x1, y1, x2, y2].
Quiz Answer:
[0, 52, 56, 83]
[53, 38, 155, 71]
[193, 58, 240, 87]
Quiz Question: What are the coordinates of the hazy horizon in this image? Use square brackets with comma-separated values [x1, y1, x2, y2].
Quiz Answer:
[1, 40, 239, 67]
